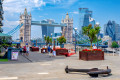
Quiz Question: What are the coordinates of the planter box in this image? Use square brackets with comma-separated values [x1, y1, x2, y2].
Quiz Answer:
[30, 47, 39, 51]
[41, 49, 48, 53]
[79, 51, 104, 61]
[56, 48, 68, 56]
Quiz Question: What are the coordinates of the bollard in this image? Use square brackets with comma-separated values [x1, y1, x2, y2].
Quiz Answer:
[113, 48, 114, 56]
[119, 51, 120, 56]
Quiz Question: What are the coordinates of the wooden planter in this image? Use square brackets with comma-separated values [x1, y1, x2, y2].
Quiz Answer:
[56, 49, 68, 56]
[41, 49, 48, 53]
[79, 51, 104, 61]
[30, 47, 39, 51]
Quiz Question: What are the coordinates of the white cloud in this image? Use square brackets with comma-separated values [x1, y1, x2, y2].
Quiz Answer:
[70, 11, 79, 14]
[46, 0, 78, 8]
[3, 0, 46, 13]
[3, 20, 19, 28]
[39, 16, 44, 18]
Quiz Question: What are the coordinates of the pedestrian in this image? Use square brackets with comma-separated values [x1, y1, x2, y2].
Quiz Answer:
[23, 46, 26, 53]
[52, 47, 56, 57]
[19, 46, 22, 55]
[26, 45, 29, 56]
[93, 44, 97, 49]
[47, 45, 51, 57]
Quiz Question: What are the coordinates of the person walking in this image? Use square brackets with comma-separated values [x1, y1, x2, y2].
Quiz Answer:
[52, 47, 56, 57]
[26, 45, 29, 56]
[47, 45, 51, 57]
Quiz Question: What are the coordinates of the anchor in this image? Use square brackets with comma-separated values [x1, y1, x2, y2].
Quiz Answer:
[65, 66, 111, 77]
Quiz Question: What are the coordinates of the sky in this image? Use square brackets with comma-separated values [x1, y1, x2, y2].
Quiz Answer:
[2, 0, 120, 40]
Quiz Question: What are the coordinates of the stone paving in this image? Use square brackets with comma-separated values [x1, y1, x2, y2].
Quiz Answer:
[0, 52, 120, 80]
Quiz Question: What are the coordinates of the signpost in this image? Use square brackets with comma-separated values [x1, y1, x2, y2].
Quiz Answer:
[11, 51, 19, 60]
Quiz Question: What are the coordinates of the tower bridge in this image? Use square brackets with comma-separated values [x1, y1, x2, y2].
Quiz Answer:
[19, 8, 67, 43]
[31, 21, 66, 27]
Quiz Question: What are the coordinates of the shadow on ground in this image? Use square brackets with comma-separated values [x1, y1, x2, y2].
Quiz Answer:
[0, 51, 66, 64]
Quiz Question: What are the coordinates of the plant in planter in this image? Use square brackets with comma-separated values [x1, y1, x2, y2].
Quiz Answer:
[57, 36, 66, 48]
[82, 24, 100, 49]
[44, 36, 52, 46]
[79, 49, 104, 61]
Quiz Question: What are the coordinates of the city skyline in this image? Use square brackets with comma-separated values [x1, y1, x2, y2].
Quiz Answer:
[2, 0, 120, 39]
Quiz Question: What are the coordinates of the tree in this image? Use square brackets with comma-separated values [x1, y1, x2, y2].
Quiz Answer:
[44, 36, 52, 45]
[82, 24, 100, 49]
[57, 36, 66, 48]
[111, 41, 119, 48]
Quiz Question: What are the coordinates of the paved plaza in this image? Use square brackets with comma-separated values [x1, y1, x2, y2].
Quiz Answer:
[0, 52, 120, 80]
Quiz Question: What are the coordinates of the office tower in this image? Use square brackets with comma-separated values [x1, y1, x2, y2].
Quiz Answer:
[41, 19, 54, 38]
[79, 8, 95, 33]
[104, 20, 120, 41]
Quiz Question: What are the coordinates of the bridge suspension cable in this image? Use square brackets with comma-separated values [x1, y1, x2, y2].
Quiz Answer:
[6, 24, 23, 35]
[73, 28, 90, 44]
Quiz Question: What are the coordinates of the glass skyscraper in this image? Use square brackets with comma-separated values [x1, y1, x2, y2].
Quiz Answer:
[104, 20, 120, 41]
[41, 19, 54, 38]
[79, 8, 95, 33]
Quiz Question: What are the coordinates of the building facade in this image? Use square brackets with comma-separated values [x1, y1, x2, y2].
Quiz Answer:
[104, 20, 120, 41]
[41, 19, 54, 38]
[79, 8, 95, 33]
[61, 12, 73, 43]
[0, 0, 3, 33]
[19, 8, 32, 42]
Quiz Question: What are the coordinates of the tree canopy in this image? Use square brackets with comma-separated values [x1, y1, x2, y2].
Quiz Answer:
[82, 24, 100, 49]
[57, 36, 66, 45]
[111, 41, 119, 48]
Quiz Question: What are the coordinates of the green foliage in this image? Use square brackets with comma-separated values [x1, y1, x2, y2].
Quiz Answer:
[44, 36, 52, 45]
[111, 41, 119, 48]
[82, 24, 100, 48]
[57, 36, 66, 45]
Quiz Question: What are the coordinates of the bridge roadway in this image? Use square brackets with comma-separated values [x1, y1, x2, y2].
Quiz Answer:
[31, 21, 66, 27]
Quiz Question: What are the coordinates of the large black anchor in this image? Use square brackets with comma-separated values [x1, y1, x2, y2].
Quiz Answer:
[65, 66, 111, 77]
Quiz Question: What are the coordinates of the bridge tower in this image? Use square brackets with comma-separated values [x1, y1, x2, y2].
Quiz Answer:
[61, 12, 73, 43]
[19, 8, 32, 43]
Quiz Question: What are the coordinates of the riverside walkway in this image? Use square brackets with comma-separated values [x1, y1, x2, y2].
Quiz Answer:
[0, 51, 120, 80]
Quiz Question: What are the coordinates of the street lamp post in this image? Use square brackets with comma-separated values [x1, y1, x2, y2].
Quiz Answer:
[44, 35, 46, 45]
[75, 28, 77, 53]
[51, 33, 52, 46]
[96, 22, 100, 49]
[60, 31, 62, 36]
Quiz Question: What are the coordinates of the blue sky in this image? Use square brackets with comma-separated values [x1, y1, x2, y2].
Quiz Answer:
[2, 0, 120, 40]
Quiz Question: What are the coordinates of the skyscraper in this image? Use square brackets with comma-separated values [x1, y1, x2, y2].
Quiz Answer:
[104, 20, 120, 41]
[79, 8, 95, 33]
[41, 19, 54, 38]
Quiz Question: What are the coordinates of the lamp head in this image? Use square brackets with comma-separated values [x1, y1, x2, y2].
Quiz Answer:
[96, 22, 100, 26]
[75, 28, 77, 31]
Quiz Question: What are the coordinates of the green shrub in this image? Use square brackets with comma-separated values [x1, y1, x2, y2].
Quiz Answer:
[111, 41, 119, 48]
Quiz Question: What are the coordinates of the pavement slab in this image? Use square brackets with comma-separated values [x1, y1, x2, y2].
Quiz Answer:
[0, 52, 120, 80]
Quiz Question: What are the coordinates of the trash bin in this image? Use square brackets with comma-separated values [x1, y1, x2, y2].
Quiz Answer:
[7, 47, 20, 60]
[7, 47, 12, 60]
